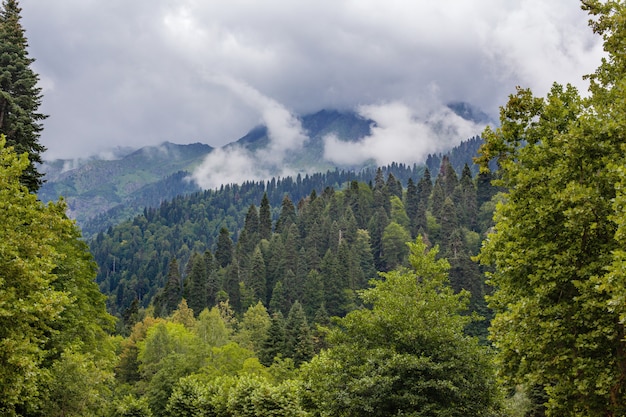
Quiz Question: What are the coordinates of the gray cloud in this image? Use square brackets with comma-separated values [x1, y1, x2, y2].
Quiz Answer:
[19, 0, 603, 160]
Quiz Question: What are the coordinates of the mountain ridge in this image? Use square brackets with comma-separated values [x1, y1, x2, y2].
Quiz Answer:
[39, 105, 489, 236]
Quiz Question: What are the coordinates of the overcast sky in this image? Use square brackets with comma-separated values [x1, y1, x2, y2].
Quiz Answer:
[20, 0, 603, 162]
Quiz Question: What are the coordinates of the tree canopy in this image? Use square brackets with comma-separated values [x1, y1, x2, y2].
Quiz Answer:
[476, 2, 626, 414]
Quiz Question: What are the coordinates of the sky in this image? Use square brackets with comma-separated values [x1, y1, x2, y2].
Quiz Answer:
[19, 0, 604, 180]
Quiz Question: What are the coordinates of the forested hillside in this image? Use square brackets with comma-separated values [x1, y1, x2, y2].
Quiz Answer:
[90, 155, 498, 337]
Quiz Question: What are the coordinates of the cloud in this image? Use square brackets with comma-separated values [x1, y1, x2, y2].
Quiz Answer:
[192, 78, 308, 189]
[191, 146, 261, 189]
[323, 101, 485, 167]
[18, 1, 604, 161]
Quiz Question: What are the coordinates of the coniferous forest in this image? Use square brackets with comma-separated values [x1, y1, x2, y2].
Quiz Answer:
[2, 1, 626, 416]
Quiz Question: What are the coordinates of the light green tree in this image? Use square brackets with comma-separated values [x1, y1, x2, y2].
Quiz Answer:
[475, 3, 626, 414]
[235, 301, 271, 353]
[0, 136, 115, 415]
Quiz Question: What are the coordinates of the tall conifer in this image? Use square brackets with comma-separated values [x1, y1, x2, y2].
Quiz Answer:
[0, 0, 47, 191]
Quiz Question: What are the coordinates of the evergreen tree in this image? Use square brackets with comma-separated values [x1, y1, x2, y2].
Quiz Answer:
[455, 163, 478, 230]
[415, 168, 432, 231]
[259, 312, 286, 366]
[284, 301, 314, 366]
[259, 192, 272, 240]
[302, 269, 325, 321]
[155, 258, 182, 317]
[183, 252, 208, 317]
[368, 207, 390, 271]
[320, 249, 347, 317]
[372, 167, 391, 215]
[386, 172, 403, 200]
[246, 246, 267, 305]
[405, 178, 419, 237]
[269, 280, 287, 315]
[215, 227, 233, 268]
[265, 234, 285, 304]
[274, 195, 296, 234]
[0, 0, 47, 191]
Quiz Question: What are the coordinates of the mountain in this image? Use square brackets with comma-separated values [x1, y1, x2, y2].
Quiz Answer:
[39, 107, 487, 237]
[232, 109, 374, 170]
[38, 141, 212, 227]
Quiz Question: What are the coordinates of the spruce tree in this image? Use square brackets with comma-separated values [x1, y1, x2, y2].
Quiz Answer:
[259, 192, 272, 240]
[183, 252, 208, 317]
[215, 227, 233, 268]
[0, 0, 47, 192]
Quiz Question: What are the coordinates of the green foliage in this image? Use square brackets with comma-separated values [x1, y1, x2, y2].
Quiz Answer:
[476, 4, 626, 412]
[301, 237, 499, 416]
[0, 137, 115, 415]
[114, 395, 153, 417]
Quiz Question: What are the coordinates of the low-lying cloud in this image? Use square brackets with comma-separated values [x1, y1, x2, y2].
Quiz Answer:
[192, 77, 308, 189]
[323, 101, 485, 167]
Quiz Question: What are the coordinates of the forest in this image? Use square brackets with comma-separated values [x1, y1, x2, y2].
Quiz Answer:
[2, 0, 626, 416]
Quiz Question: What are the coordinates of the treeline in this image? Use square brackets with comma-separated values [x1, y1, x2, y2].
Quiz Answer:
[110, 239, 500, 417]
[81, 136, 485, 238]
[90, 155, 499, 340]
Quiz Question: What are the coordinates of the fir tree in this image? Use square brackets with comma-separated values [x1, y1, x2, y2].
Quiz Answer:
[0, 0, 47, 191]
[215, 227, 233, 268]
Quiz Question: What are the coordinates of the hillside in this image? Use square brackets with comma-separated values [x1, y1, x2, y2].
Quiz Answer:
[38, 142, 212, 227]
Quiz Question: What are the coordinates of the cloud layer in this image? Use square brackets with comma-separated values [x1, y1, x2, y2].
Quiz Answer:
[19, 1, 604, 160]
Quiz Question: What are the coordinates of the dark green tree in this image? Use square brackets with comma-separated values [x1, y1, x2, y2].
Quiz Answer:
[154, 258, 182, 317]
[455, 163, 478, 230]
[259, 312, 286, 367]
[284, 301, 314, 366]
[0, 0, 47, 191]
[301, 237, 499, 416]
[245, 246, 267, 306]
[183, 252, 208, 317]
[259, 192, 272, 240]
[415, 168, 432, 231]
[215, 227, 233, 268]
[274, 195, 296, 234]
[405, 177, 419, 237]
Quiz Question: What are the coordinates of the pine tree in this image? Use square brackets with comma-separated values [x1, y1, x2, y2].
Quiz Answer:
[0, 0, 47, 191]
[246, 246, 267, 305]
[455, 163, 478, 230]
[415, 168, 432, 231]
[405, 178, 419, 238]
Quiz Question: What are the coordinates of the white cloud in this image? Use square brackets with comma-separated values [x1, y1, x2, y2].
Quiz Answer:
[192, 77, 309, 189]
[324, 101, 485, 166]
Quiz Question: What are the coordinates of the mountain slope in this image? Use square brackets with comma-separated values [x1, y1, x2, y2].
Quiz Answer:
[38, 142, 212, 225]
